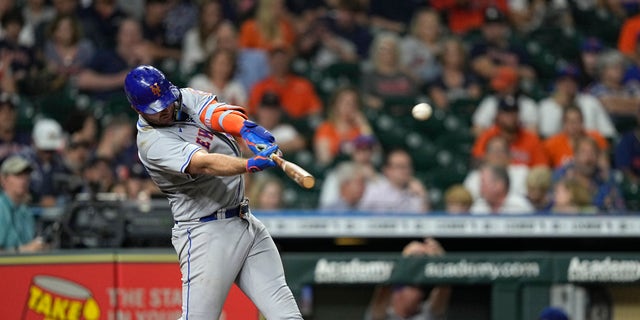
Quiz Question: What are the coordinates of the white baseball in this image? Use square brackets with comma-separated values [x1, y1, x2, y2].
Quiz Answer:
[412, 103, 432, 121]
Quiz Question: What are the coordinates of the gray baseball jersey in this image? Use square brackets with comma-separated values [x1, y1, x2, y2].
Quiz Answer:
[136, 87, 302, 319]
[137, 88, 244, 221]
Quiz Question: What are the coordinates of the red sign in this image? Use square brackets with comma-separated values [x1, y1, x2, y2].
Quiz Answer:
[0, 253, 258, 320]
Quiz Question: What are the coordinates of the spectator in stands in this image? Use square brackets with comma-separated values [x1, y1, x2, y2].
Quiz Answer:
[430, 1, 508, 35]
[322, 0, 372, 59]
[538, 64, 616, 139]
[428, 36, 482, 111]
[614, 107, 640, 184]
[42, 14, 95, 92]
[544, 106, 609, 169]
[253, 92, 306, 155]
[318, 134, 382, 209]
[472, 66, 538, 135]
[588, 50, 640, 132]
[0, 94, 30, 162]
[214, 21, 270, 93]
[525, 166, 553, 212]
[81, 156, 116, 194]
[33, 0, 81, 50]
[94, 116, 137, 184]
[553, 136, 625, 212]
[365, 237, 451, 320]
[0, 10, 40, 93]
[180, 0, 223, 77]
[77, 0, 127, 50]
[64, 110, 98, 149]
[321, 162, 367, 211]
[469, 6, 536, 83]
[75, 18, 148, 102]
[314, 86, 373, 167]
[472, 96, 548, 168]
[25, 118, 67, 207]
[465, 135, 529, 200]
[239, 0, 296, 52]
[368, 0, 423, 34]
[0, 155, 49, 253]
[139, 0, 181, 65]
[551, 178, 597, 214]
[361, 32, 418, 113]
[444, 184, 473, 214]
[247, 174, 285, 210]
[162, 0, 198, 51]
[617, 12, 640, 65]
[358, 148, 429, 214]
[400, 8, 443, 85]
[295, 15, 357, 70]
[470, 164, 534, 215]
[578, 37, 605, 89]
[20, 0, 56, 48]
[248, 45, 323, 120]
[188, 48, 247, 106]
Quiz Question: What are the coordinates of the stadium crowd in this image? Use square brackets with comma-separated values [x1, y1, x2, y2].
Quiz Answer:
[0, 0, 639, 230]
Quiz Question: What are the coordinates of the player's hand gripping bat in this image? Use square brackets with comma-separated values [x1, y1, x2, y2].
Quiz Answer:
[270, 154, 315, 189]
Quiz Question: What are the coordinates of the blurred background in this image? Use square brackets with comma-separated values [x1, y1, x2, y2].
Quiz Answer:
[1, 0, 640, 319]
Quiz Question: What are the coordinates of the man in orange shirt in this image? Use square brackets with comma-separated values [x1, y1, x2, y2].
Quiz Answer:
[544, 106, 609, 169]
[472, 96, 548, 167]
[248, 47, 323, 120]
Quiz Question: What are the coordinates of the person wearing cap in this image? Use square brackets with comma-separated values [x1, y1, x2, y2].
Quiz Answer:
[538, 64, 616, 139]
[25, 118, 67, 207]
[430, 0, 508, 35]
[579, 37, 605, 89]
[538, 306, 569, 320]
[469, 6, 536, 83]
[472, 65, 539, 136]
[253, 91, 306, 154]
[0, 155, 49, 253]
[318, 134, 382, 209]
[472, 95, 549, 168]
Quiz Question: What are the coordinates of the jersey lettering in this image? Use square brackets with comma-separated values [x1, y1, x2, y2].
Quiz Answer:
[195, 128, 214, 149]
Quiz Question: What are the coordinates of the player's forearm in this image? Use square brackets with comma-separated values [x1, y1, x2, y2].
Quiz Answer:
[187, 151, 248, 176]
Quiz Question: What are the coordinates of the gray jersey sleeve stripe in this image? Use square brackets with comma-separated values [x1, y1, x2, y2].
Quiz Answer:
[181, 147, 202, 173]
[202, 102, 226, 125]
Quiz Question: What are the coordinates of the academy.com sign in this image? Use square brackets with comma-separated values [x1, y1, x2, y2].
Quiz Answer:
[568, 257, 640, 282]
[424, 260, 541, 280]
[314, 259, 395, 283]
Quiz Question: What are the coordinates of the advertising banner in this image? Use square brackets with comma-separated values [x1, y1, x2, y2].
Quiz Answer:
[0, 252, 258, 320]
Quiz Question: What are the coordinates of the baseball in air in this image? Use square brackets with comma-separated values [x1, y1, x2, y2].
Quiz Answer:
[412, 103, 432, 121]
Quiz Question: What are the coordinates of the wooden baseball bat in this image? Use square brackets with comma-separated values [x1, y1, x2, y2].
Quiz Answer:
[271, 154, 315, 189]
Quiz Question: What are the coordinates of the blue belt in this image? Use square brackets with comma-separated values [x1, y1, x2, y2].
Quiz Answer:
[175, 201, 249, 224]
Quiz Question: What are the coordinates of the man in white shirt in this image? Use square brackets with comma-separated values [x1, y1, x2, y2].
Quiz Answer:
[537, 64, 616, 138]
[470, 164, 534, 214]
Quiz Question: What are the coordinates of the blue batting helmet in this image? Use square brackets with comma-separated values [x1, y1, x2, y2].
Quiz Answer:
[124, 65, 180, 114]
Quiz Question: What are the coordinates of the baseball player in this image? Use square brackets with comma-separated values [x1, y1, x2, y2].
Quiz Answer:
[124, 65, 302, 319]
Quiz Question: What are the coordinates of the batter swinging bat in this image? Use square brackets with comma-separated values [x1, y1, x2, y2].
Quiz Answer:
[271, 154, 315, 189]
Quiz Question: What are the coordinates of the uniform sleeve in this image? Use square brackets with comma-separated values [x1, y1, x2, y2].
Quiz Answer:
[143, 135, 202, 174]
[183, 88, 249, 135]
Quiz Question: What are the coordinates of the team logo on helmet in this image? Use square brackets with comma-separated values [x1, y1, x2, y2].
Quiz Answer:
[150, 83, 162, 97]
